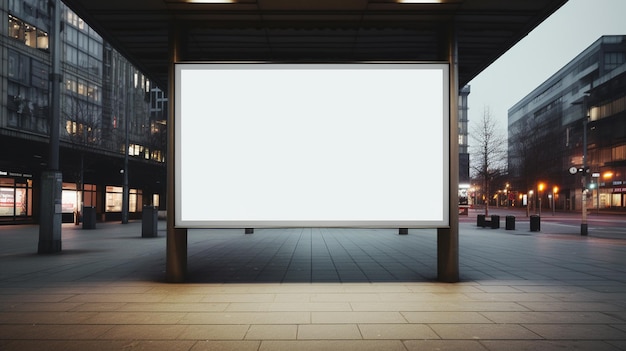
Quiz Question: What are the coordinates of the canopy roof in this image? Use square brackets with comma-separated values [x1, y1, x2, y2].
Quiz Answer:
[61, 0, 567, 90]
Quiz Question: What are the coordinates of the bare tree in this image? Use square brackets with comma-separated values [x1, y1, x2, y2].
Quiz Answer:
[62, 95, 102, 224]
[471, 106, 508, 216]
[508, 107, 565, 212]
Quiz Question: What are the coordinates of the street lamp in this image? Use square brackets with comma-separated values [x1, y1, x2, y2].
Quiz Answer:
[552, 186, 559, 215]
[505, 183, 510, 208]
[591, 172, 600, 214]
[571, 93, 590, 236]
[603, 171, 614, 208]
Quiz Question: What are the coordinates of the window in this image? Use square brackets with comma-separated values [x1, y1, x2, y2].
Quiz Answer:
[605, 52, 625, 71]
[31, 60, 49, 90]
[613, 145, 626, 161]
[66, 26, 78, 45]
[105, 186, 142, 213]
[0, 178, 32, 217]
[7, 15, 48, 50]
[61, 183, 97, 214]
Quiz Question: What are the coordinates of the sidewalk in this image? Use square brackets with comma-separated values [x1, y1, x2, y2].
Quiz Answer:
[1, 220, 626, 350]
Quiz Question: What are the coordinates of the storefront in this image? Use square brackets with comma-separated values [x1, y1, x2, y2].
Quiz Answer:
[0, 168, 159, 224]
[0, 171, 33, 223]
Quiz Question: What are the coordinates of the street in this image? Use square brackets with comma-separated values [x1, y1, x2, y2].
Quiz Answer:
[461, 207, 626, 240]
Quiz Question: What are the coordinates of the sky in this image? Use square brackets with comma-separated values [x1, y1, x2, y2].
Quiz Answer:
[467, 0, 626, 139]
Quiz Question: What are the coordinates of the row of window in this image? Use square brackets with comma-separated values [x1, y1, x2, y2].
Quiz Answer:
[605, 52, 626, 72]
[5, 10, 166, 163]
[590, 95, 626, 122]
[65, 75, 101, 102]
[127, 144, 165, 163]
[613, 145, 626, 162]
[8, 15, 48, 50]
[63, 16, 103, 76]
[1, 179, 157, 218]
[6, 49, 50, 134]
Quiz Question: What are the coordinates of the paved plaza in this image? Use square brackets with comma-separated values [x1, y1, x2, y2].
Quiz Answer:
[1, 212, 626, 350]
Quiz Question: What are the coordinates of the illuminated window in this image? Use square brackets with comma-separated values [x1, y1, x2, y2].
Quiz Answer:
[7, 15, 48, 50]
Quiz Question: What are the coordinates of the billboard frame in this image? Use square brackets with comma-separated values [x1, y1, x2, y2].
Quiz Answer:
[174, 62, 450, 229]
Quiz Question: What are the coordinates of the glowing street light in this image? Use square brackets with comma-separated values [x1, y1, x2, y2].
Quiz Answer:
[552, 186, 559, 215]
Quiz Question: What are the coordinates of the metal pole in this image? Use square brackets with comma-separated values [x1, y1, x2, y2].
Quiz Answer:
[166, 24, 188, 283]
[597, 182, 600, 214]
[537, 191, 541, 217]
[581, 97, 588, 236]
[121, 65, 130, 224]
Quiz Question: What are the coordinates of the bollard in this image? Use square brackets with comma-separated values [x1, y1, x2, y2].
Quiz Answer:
[477, 214, 486, 227]
[490, 215, 500, 229]
[530, 215, 540, 232]
[505, 215, 515, 230]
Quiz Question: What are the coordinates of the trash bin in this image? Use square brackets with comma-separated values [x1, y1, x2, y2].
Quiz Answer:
[82, 206, 96, 229]
[490, 215, 500, 229]
[530, 215, 540, 232]
[505, 215, 515, 230]
[477, 214, 486, 227]
[142, 206, 158, 238]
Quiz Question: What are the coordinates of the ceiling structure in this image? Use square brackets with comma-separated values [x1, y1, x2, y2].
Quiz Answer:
[60, 0, 567, 91]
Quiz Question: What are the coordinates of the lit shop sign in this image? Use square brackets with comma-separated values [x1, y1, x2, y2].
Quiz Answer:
[175, 63, 450, 228]
[0, 170, 32, 178]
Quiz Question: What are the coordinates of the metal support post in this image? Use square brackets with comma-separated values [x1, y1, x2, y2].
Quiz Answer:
[581, 99, 588, 236]
[437, 26, 459, 283]
[166, 25, 188, 282]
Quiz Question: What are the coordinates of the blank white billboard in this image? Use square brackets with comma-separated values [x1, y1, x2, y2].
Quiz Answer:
[175, 63, 449, 228]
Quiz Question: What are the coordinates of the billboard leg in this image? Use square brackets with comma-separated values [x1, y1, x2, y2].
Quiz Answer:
[438, 25, 459, 283]
[166, 26, 187, 283]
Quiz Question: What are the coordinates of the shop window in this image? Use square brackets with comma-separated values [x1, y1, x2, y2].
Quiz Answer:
[105, 186, 142, 213]
[106, 186, 123, 212]
[0, 178, 32, 217]
[61, 183, 97, 213]
[612, 193, 623, 207]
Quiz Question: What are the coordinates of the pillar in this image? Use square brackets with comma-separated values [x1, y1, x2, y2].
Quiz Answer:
[437, 26, 460, 283]
[166, 25, 187, 282]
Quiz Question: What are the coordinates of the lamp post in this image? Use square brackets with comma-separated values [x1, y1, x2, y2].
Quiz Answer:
[591, 172, 600, 214]
[505, 183, 510, 208]
[552, 186, 558, 215]
[603, 171, 614, 208]
[538, 182, 545, 216]
[571, 93, 591, 235]
[581, 117, 588, 236]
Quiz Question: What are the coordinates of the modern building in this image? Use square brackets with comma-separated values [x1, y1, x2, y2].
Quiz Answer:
[508, 35, 626, 211]
[458, 85, 471, 209]
[1, 0, 167, 224]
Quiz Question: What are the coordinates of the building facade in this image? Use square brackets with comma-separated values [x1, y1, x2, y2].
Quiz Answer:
[1, 0, 167, 224]
[458, 85, 470, 208]
[508, 35, 626, 211]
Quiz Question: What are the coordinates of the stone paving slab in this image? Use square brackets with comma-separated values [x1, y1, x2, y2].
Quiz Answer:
[1, 220, 626, 350]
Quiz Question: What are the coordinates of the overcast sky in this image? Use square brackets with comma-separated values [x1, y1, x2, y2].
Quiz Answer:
[467, 0, 626, 139]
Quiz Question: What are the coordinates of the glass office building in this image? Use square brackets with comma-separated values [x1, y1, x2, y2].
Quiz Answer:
[508, 35, 626, 211]
[1, 1, 167, 224]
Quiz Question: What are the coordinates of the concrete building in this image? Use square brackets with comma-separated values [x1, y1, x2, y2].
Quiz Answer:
[0, 1, 167, 224]
[508, 35, 626, 212]
[458, 85, 471, 208]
